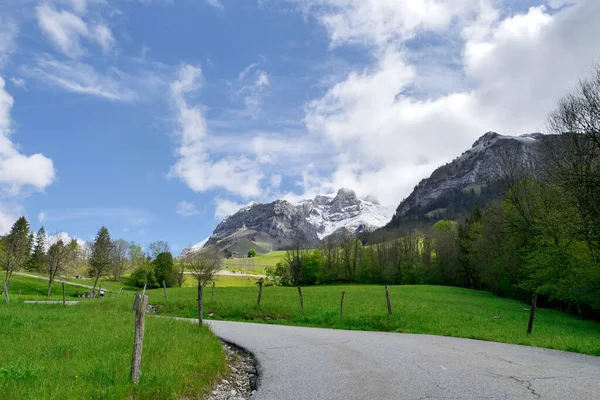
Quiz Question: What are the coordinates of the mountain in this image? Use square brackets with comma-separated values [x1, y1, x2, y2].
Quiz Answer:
[182, 189, 391, 257]
[384, 131, 549, 230]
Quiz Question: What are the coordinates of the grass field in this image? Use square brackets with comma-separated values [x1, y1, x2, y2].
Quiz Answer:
[150, 283, 600, 356]
[222, 250, 286, 273]
[0, 277, 226, 400]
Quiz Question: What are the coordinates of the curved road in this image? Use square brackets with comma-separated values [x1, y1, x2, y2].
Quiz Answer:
[206, 320, 600, 400]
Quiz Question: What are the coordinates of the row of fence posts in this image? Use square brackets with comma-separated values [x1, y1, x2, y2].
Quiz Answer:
[1, 276, 540, 385]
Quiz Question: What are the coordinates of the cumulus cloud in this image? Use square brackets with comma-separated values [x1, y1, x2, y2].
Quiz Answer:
[0, 76, 56, 195]
[214, 198, 246, 219]
[291, 0, 600, 205]
[0, 204, 23, 235]
[176, 200, 201, 216]
[168, 64, 265, 198]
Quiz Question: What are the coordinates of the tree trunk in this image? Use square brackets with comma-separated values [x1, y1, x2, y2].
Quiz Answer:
[91, 274, 100, 298]
[47, 279, 53, 297]
[198, 284, 203, 327]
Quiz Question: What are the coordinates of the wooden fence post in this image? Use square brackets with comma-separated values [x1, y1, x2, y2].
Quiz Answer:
[163, 280, 168, 300]
[385, 285, 392, 315]
[211, 281, 215, 301]
[3, 282, 9, 304]
[130, 294, 148, 384]
[62, 283, 66, 306]
[117, 287, 123, 298]
[257, 279, 263, 305]
[340, 291, 345, 317]
[298, 286, 304, 312]
[18, 289, 21, 298]
[527, 294, 538, 335]
[132, 290, 140, 312]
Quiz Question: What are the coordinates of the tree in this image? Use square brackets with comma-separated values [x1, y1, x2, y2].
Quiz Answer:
[149, 241, 170, 259]
[46, 238, 78, 296]
[89, 227, 113, 295]
[2, 217, 32, 285]
[27, 226, 47, 273]
[184, 246, 223, 326]
[110, 239, 129, 281]
[153, 252, 175, 287]
[248, 248, 257, 258]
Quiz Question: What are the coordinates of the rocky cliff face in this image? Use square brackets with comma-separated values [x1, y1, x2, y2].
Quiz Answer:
[182, 189, 391, 256]
[385, 131, 549, 229]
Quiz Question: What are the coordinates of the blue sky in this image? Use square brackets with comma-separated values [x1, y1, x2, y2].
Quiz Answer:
[0, 0, 598, 253]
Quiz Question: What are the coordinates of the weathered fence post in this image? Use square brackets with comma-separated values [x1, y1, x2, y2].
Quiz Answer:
[163, 280, 168, 300]
[298, 286, 304, 312]
[340, 291, 345, 317]
[211, 281, 215, 301]
[62, 283, 66, 306]
[132, 290, 140, 312]
[3, 282, 9, 304]
[117, 287, 123, 298]
[527, 294, 538, 335]
[18, 289, 21, 298]
[257, 278, 263, 305]
[130, 294, 148, 384]
[385, 285, 392, 315]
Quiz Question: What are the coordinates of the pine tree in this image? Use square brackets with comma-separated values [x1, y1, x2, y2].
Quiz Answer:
[27, 226, 47, 273]
[3, 217, 32, 284]
[89, 226, 113, 296]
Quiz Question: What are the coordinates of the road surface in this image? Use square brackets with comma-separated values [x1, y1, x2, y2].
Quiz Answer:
[206, 320, 600, 400]
[13, 272, 112, 292]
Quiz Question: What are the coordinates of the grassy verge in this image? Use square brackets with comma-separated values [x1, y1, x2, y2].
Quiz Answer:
[1, 279, 226, 399]
[223, 250, 286, 272]
[153, 283, 600, 356]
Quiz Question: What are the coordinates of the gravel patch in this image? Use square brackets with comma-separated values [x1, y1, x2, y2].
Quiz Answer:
[206, 341, 259, 400]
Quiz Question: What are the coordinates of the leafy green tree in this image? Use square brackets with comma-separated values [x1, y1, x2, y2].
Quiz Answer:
[128, 263, 158, 288]
[2, 217, 32, 284]
[89, 227, 113, 295]
[248, 248, 257, 258]
[46, 239, 78, 296]
[110, 239, 129, 281]
[153, 252, 175, 287]
[27, 226, 47, 273]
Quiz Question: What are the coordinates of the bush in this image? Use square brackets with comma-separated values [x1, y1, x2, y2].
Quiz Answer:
[248, 249, 257, 258]
[128, 265, 159, 288]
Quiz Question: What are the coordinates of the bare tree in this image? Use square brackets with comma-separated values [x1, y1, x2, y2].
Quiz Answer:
[546, 64, 600, 256]
[46, 239, 78, 296]
[149, 241, 171, 259]
[184, 246, 223, 326]
[111, 239, 129, 281]
[285, 233, 309, 286]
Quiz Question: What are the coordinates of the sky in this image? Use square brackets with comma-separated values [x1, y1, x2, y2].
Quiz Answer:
[0, 0, 599, 253]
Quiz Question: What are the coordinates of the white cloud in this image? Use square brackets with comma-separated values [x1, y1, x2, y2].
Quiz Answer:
[36, 3, 115, 58]
[8, 77, 25, 88]
[176, 201, 200, 217]
[38, 212, 46, 224]
[60, 0, 106, 15]
[168, 64, 265, 198]
[24, 56, 139, 101]
[46, 231, 86, 249]
[206, 0, 224, 9]
[291, 0, 600, 206]
[269, 174, 282, 188]
[0, 18, 18, 69]
[0, 76, 56, 195]
[214, 198, 246, 219]
[0, 204, 22, 235]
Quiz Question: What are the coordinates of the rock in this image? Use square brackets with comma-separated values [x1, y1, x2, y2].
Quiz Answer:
[385, 132, 556, 230]
[182, 188, 390, 257]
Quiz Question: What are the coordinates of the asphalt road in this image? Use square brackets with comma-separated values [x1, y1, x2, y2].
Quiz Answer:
[207, 320, 600, 400]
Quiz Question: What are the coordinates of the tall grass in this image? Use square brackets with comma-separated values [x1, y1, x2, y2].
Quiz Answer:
[154, 283, 600, 356]
[0, 282, 226, 399]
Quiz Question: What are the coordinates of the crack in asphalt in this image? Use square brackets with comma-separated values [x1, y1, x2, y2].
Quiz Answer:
[508, 375, 541, 399]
